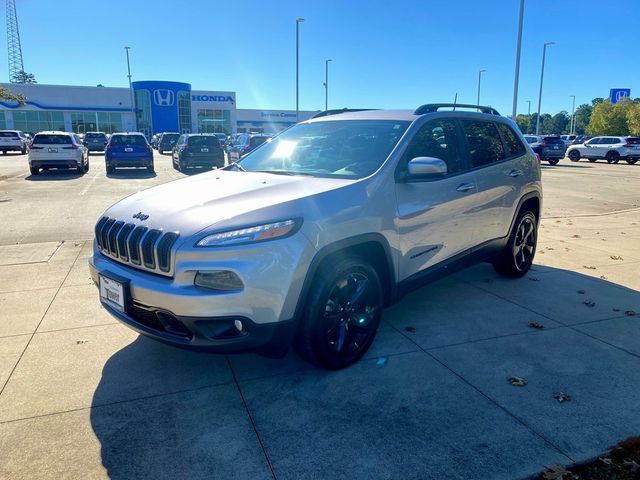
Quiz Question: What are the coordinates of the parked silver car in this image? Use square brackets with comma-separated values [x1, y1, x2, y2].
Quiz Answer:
[28, 131, 89, 175]
[90, 104, 542, 369]
[566, 136, 640, 164]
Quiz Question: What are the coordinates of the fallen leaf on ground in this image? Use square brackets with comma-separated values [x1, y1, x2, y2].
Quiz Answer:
[610, 255, 623, 260]
[76, 340, 89, 344]
[543, 464, 572, 480]
[583, 301, 596, 307]
[529, 277, 540, 282]
[529, 322, 544, 329]
[508, 376, 527, 387]
[576, 290, 585, 294]
[599, 457, 613, 465]
[623, 460, 640, 473]
[600, 275, 608, 280]
[625, 310, 637, 317]
[571, 234, 581, 238]
[376, 357, 388, 366]
[404, 326, 416, 333]
[554, 392, 571, 403]
[546, 246, 554, 250]
[583, 265, 597, 270]
[613, 308, 621, 312]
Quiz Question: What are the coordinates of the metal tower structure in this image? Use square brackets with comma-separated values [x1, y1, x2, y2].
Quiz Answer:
[6, 0, 24, 83]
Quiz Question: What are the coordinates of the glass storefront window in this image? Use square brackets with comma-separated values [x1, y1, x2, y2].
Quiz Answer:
[178, 91, 192, 133]
[11, 111, 64, 135]
[135, 89, 152, 136]
[197, 109, 231, 134]
[70, 111, 122, 134]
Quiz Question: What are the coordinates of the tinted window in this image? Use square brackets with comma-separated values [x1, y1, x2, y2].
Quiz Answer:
[110, 135, 147, 146]
[498, 124, 527, 156]
[586, 138, 601, 145]
[0, 132, 19, 138]
[33, 134, 72, 145]
[543, 136, 564, 144]
[626, 137, 640, 145]
[188, 136, 220, 148]
[249, 136, 269, 148]
[524, 136, 538, 144]
[404, 119, 465, 175]
[85, 133, 106, 139]
[461, 120, 506, 167]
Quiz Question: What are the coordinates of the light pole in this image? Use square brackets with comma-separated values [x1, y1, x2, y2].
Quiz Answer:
[124, 46, 136, 131]
[295, 18, 304, 122]
[526, 100, 531, 116]
[323, 59, 332, 111]
[569, 95, 576, 135]
[477, 69, 486, 106]
[535, 41, 555, 135]
[511, 0, 525, 120]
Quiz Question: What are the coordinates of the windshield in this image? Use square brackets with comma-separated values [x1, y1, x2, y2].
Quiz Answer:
[85, 133, 106, 139]
[0, 131, 19, 138]
[162, 134, 180, 142]
[237, 120, 409, 178]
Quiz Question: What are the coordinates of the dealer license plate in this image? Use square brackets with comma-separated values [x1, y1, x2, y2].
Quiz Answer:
[48, 148, 58, 153]
[99, 274, 125, 312]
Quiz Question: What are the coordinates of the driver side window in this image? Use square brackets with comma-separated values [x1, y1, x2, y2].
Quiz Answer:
[403, 120, 465, 175]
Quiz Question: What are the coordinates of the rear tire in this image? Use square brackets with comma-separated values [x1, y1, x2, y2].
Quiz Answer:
[21, 146, 27, 154]
[147, 163, 154, 173]
[569, 150, 580, 162]
[294, 255, 383, 369]
[29, 166, 39, 175]
[627, 158, 638, 165]
[588, 158, 597, 163]
[606, 151, 620, 164]
[547, 158, 559, 165]
[158, 149, 163, 155]
[492, 211, 537, 278]
[84, 160, 89, 173]
[106, 164, 114, 175]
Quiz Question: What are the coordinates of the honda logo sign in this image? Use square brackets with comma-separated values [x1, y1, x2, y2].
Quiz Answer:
[153, 89, 175, 107]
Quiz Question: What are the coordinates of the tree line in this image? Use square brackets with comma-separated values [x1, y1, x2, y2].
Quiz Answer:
[515, 97, 640, 136]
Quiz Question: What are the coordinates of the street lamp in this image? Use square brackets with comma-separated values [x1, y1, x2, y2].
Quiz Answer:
[124, 46, 137, 132]
[569, 95, 576, 135]
[477, 69, 486, 106]
[511, 0, 525, 120]
[535, 41, 555, 135]
[526, 100, 531, 116]
[295, 18, 304, 122]
[323, 59, 332, 111]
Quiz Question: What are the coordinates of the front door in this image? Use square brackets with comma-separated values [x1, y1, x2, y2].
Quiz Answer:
[394, 118, 477, 281]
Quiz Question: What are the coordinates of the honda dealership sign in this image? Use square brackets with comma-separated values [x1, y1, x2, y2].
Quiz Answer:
[610, 88, 631, 104]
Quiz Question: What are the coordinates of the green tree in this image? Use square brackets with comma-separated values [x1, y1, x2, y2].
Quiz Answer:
[515, 114, 532, 133]
[0, 86, 26, 104]
[573, 104, 592, 135]
[626, 102, 640, 136]
[551, 111, 570, 134]
[592, 97, 605, 106]
[588, 99, 629, 135]
[11, 70, 37, 84]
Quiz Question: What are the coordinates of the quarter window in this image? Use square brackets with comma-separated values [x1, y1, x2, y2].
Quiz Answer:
[460, 120, 506, 167]
[403, 120, 465, 175]
[497, 124, 526, 157]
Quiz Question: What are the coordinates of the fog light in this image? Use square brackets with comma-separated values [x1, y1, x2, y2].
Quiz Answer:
[194, 270, 244, 291]
[234, 319, 243, 331]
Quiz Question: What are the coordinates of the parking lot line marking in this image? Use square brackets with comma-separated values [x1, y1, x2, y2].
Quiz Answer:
[80, 171, 100, 196]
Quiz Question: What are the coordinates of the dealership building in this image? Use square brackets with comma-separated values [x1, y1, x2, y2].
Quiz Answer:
[0, 81, 318, 136]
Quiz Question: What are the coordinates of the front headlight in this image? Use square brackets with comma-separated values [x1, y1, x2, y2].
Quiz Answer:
[196, 219, 301, 247]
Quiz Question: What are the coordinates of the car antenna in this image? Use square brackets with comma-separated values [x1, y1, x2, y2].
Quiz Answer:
[453, 93, 458, 111]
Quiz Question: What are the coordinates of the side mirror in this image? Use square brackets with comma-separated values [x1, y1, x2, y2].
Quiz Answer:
[406, 157, 448, 179]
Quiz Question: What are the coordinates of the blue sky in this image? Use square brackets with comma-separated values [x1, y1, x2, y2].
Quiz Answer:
[5, 0, 639, 115]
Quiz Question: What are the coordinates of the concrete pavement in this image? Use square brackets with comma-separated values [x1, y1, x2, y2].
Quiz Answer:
[0, 153, 639, 479]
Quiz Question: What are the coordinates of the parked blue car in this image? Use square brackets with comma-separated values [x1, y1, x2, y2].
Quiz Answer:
[105, 133, 154, 174]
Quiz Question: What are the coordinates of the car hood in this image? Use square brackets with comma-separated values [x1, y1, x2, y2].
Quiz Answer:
[102, 170, 354, 237]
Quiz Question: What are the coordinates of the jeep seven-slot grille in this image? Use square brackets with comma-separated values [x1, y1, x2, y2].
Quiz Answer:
[95, 216, 179, 275]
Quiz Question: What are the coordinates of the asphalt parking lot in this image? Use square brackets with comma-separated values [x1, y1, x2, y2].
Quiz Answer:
[0, 152, 639, 479]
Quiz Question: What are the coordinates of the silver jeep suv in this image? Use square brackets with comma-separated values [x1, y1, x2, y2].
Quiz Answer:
[90, 104, 542, 369]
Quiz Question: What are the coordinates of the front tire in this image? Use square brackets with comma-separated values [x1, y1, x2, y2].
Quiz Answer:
[547, 158, 559, 165]
[627, 158, 638, 165]
[492, 211, 537, 278]
[294, 256, 383, 369]
[568, 150, 580, 162]
[106, 164, 114, 175]
[588, 158, 597, 163]
[29, 166, 39, 175]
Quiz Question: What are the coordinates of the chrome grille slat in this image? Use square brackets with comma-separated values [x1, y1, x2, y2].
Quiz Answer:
[94, 216, 179, 277]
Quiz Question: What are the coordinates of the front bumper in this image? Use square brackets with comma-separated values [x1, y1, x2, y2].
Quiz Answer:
[89, 232, 315, 354]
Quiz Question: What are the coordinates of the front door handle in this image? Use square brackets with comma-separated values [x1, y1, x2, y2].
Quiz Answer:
[509, 169, 523, 177]
[456, 183, 475, 192]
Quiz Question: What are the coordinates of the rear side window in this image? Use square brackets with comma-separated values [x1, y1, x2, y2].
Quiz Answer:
[404, 119, 465, 175]
[250, 136, 268, 148]
[626, 137, 640, 145]
[460, 120, 506, 167]
[498, 124, 527, 157]
[188, 136, 220, 148]
[33, 134, 72, 145]
[110, 135, 147, 146]
[0, 132, 19, 138]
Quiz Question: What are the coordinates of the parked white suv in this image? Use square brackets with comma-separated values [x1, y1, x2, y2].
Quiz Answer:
[566, 136, 640, 164]
[28, 131, 89, 175]
[0, 130, 29, 154]
[90, 104, 542, 369]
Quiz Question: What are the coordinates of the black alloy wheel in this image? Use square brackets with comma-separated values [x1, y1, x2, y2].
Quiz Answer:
[493, 211, 537, 278]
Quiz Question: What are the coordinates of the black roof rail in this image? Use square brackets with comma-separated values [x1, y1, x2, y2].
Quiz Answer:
[414, 103, 500, 116]
[311, 108, 376, 119]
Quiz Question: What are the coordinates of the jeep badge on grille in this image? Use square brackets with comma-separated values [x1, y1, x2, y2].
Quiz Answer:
[132, 212, 149, 221]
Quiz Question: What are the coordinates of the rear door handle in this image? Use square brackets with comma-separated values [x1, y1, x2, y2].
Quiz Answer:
[456, 183, 475, 192]
[509, 169, 523, 177]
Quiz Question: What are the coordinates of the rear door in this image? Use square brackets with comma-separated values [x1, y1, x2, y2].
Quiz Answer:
[110, 135, 149, 158]
[0, 131, 21, 149]
[30, 134, 74, 160]
[460, 119, 526, 244]
[395, 118, 478, 280]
